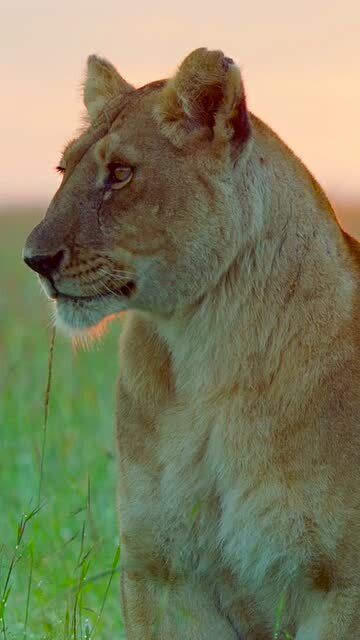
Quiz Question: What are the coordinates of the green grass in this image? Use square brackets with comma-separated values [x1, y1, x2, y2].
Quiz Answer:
[0, 212, 125, 638]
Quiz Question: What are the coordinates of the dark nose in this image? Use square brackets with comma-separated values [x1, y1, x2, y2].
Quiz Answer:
[23, 250, 65, 278]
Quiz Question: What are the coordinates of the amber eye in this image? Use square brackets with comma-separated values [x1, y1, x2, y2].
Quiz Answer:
[108, 164, 133, 189]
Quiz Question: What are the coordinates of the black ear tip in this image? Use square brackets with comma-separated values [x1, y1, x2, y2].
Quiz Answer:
[223, 56, 235, 70]
[231, 96, 251, 148]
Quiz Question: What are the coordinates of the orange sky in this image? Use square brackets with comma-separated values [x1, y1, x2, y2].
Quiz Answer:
[1, 0, 359, 205]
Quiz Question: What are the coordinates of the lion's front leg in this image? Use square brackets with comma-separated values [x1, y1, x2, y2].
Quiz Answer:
[117, 317, 244, 639]
[121, 570, 241, 640]
[121, 571, 155, 639]
[296, 589, 360, 639]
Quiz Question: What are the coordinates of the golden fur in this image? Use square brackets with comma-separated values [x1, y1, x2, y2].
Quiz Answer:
[24, 48, 360, 638]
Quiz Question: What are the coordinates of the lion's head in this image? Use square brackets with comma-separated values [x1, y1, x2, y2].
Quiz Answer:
[24, 48, 255, 333]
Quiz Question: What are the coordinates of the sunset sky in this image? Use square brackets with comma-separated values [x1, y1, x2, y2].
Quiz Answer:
[2, 0, 359, 206]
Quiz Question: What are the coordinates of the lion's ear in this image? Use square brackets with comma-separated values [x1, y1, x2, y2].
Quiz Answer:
[154, 48, 250, 149]
[83, 55, 134, 122]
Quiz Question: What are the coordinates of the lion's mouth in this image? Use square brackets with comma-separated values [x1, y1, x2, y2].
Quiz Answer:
[41, 277, 137, 302]
[57, 280, 137, 302]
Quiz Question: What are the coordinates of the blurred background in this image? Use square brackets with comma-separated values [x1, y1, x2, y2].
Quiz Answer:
[2, 0, 360, 212]
[0, 1, 359, 638]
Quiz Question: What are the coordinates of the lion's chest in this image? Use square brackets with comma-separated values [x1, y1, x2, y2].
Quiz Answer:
[120, 397, 310, 615]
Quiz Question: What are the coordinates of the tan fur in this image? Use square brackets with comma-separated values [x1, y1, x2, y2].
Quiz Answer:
[84, 55, 134, 122]
[24, 48, 360, 638]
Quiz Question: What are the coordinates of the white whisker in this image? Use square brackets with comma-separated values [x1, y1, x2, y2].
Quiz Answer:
[98, 265, 135, 279]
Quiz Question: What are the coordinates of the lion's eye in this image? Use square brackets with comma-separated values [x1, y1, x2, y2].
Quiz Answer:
[108, 164, 133, 189]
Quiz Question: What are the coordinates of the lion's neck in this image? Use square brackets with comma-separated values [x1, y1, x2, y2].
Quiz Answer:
[154, 207, 354, 416]
[152, 119, 355, 413]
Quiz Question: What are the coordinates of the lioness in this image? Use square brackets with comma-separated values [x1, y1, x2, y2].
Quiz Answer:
[24, 48, 360, 638]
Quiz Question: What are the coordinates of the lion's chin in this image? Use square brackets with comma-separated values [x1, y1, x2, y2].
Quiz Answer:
[54, 293, 129, 337]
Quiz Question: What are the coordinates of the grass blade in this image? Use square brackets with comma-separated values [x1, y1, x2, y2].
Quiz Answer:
[38, 326, 56, 504]
[90, 545, 120, 638]
[23, 544, 34, 640]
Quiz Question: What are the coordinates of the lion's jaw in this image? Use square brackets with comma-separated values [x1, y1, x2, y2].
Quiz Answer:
[23, 49, 256, 335]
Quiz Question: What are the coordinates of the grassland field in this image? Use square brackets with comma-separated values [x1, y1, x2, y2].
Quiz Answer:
[1, 212, 125, 639]
[0, 204, 358, 639]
